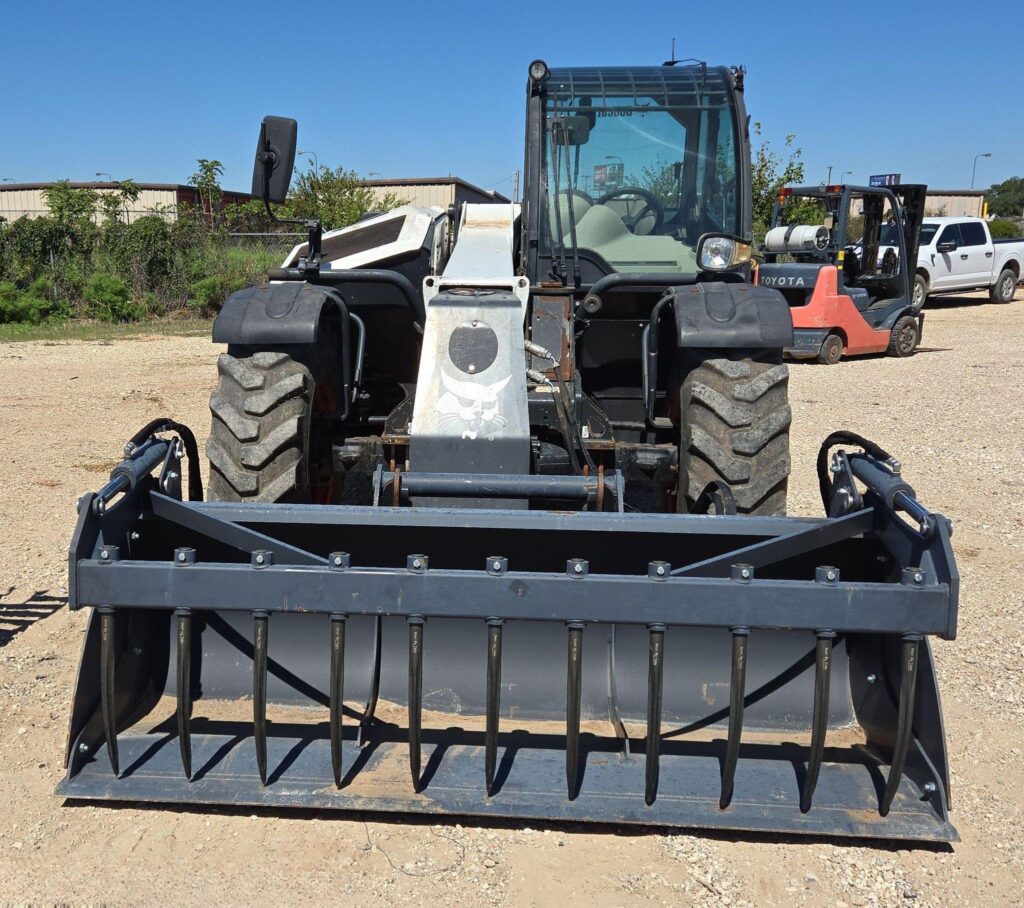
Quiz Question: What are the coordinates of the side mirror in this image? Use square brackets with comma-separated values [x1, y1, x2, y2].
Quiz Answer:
[936, 240, 957, 253]
[251, 116, 297, 204]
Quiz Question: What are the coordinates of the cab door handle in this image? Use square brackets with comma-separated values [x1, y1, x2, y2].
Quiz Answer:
[985, 251, 993, 257]
[960, 254, 969, 260]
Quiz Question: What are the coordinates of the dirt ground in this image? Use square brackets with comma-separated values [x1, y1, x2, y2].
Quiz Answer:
[1, 292, 1022, 906]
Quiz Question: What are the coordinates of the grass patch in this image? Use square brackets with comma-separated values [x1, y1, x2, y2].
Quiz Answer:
[0, 316, 214, 343]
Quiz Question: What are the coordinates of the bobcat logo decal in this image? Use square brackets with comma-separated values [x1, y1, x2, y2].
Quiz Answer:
[437, 370, 512, 440]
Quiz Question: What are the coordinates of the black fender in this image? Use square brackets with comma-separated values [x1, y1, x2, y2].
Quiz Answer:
[213, 282, 351, 346]
[212, 281, 354, 419]
[672, 281, 793, 349]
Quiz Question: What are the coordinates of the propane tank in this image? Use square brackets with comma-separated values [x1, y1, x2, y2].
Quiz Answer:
[764, 224, 830, 254]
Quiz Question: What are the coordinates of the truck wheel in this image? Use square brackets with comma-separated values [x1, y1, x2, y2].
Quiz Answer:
[206, 337, 341, 504]
[912, 274, 928, 312]
[677, 352, 791, 516]
[817, 333, 844, 365]
[887, 316, 920, 358]
[990, 268, 1018, 304]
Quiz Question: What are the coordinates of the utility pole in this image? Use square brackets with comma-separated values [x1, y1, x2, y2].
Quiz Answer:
[826, 165, 833, 184]
[512, 170, 520, 202]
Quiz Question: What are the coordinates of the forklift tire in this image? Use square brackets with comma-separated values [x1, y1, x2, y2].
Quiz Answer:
[817, 333, 844, 365]
[887, 315, 920, 358]
[912, 274, 929, 312]
[990, 268, 1018, 304]
[677, 352, 791, 517]
[206, 334, 342, 504]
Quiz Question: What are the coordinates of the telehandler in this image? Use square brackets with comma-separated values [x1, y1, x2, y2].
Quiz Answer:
[61, 60, 959, 841]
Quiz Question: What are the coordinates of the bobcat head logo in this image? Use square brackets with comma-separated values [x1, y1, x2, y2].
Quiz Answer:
[437, 370, 512, 440]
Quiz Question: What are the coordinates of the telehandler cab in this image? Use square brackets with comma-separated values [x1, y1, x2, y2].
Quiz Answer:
[61, 61, 959, 841]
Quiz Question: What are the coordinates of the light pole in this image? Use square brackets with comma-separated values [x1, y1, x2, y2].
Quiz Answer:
[95, 172, 112, 183]
[841, 170, 854, 183]
[298, 150, 319, 174]
[971, 152, 991, 190]
[2, 178, 13, 183]
[367, 172, 382, 181]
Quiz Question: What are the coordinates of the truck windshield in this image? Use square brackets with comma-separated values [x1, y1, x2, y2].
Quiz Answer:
[542, 67, 740, 275]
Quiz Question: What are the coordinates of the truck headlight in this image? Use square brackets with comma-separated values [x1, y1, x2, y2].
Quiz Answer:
[698, 234, 753, 271]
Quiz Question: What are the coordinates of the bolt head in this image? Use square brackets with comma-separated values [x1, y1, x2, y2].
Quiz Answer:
[740, 568, 751, 579]
[255, 554, 265, 565]
[867, 674, 878, 684]
[131, 532, 140, 541]
[413, 558, 422, 569]
[922, 782, 937, 794]
[493, 560, 501, 571]
[132, 645, 143, 656]
[334, 556, 343, 566]
[177, 552, 186, 562]
[78, 742, 89, 754]
[914, 572, 924, 584]
[573, 563, 583, 574]
[100, 550, 109, 560]
[656, 565, 666, 576]
[826, 569, 837, 581]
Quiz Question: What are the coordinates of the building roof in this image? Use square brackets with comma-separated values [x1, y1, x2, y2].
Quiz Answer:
[925, 189, 985, 197]
[359, 176, 510, 203]
[0, 181, 252, 195]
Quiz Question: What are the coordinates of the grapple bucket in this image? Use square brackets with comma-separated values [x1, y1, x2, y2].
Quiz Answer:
[60, 427, 959, 841]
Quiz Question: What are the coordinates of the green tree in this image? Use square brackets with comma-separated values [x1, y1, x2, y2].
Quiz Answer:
[282, 163, 405, 231]
[985, 177, 1024, 218]
[97, 179, 141, 224]
[42, 181, 98, 225]
[188, 159, 225, 224]
[750, 123, 806, 242]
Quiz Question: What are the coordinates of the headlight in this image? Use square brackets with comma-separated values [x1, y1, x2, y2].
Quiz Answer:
[528, 59, 550, 82]
[698, 234, 753, 271]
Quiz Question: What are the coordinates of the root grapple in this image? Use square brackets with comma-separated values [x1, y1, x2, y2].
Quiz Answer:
[59, 424, 959, 842]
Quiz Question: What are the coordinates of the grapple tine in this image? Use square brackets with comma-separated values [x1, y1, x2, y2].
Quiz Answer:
[720, 626, 749, 809]
[98, 607, 119, 777]
[880, 633, 922, 816]
[485, 619, 504, 796]
[329, 613, 346, 788]
[645, 624, 666, 806]
[253, 611, 269, 785]
[357, 615, 383, 747]
[175, 608, 193, 780]
[800, 629, 835, 812]
[408, 617, 424, 791]
[566, 621, 584, 799]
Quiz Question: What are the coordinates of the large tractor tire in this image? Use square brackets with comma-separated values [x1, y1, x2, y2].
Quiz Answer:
[677, 352, 792, 516]
[206, 335, 342, 504]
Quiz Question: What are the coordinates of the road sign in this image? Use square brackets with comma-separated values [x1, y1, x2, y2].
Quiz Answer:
[869, 173, 901, 187]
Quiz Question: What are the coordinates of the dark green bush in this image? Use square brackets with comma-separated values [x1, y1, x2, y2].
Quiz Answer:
[988, 219, 1021, 239]
[187, 274, 248, 315]
[0, 278, 71, 324]
[83, 273, 144, 322]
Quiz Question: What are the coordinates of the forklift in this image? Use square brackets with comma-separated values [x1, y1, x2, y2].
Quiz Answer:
[758, 183, 927, 364]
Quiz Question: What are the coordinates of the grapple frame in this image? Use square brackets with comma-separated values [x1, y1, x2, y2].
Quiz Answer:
[60, 429, 959, 842]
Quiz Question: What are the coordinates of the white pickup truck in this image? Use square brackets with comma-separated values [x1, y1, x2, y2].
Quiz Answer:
[910, 217, 1024, 308]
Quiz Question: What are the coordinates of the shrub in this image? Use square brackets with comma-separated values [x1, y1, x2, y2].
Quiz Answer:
[82, 273, 144, 322]
[0, 278, 71, 324]
[988, 219, 1020, 240]
[187, 274, 248, 316]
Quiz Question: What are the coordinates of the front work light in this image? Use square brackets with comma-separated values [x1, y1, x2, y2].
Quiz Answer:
[528, 59, 550, 82]
[698, 234, 753, 271]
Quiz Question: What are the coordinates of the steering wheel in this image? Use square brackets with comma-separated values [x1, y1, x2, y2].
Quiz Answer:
[595, 187, 665, 235]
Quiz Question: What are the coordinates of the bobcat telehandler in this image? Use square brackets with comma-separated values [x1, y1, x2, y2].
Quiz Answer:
[61, 61, 959, 841]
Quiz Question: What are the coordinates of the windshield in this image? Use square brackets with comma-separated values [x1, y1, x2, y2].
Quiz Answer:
[542, 68, 740, 275]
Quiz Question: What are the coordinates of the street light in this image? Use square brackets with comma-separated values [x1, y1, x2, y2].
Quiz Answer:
[841, 170, 854, 183]
[297, 150, 319, 173]
[826, 164, 834, 184]
[971, 152, 991, 190]
[95, 172, 112, 183]
[367, 172, 382, 180]
[2, 178, 14, 183]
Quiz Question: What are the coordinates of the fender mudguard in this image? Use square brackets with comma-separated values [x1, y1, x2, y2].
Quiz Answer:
[212, 282, 348, 346]
[672, 281, 793, 349]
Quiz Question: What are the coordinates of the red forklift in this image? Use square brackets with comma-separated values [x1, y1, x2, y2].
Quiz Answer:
[757, 183, 927, 364]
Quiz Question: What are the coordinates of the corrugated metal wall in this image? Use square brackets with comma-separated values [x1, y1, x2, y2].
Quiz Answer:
[924, 193, 985, 218]
[367, 183, 455, 209]
[0, 186, 180, 222]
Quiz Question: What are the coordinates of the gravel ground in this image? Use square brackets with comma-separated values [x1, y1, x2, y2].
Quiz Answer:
[1, 291, 1022, 905]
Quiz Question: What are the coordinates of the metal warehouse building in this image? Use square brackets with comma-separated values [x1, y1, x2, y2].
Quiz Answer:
[0, 182, 254, 223]
[0, 176, 508, 223]
[362, 177, 509, 209]
[924, 189, 985, 218]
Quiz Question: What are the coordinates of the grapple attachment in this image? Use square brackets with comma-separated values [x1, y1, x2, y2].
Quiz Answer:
[60, 425, 959, 841]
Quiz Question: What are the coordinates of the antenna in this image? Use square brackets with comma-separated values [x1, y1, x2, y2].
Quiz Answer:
[663, 38, 678, 66]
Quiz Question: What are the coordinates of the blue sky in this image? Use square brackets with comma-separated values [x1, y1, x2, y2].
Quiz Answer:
[2, 0, 1021, 195]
